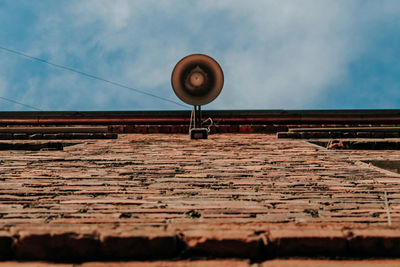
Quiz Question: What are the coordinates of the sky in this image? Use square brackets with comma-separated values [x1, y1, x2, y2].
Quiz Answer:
[1, 0, 400, 111]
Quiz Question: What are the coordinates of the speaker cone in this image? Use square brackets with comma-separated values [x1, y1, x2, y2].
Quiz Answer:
[171, 54, 224, 106]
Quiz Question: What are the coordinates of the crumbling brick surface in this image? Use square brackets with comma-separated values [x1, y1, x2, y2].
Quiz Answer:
[1, 134, 400, 260]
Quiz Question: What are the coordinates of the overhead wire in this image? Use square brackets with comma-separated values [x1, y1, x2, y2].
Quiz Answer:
[0, 96, 42, 111]
[0, 45, 189, 109]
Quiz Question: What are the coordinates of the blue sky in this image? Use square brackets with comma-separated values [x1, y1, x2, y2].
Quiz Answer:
[1, 0, 400, 111]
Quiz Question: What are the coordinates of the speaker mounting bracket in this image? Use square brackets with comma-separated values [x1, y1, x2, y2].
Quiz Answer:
[190, 105, 208, 139]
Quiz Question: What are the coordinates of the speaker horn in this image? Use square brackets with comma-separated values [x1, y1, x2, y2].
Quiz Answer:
[171, 54, 224, 106]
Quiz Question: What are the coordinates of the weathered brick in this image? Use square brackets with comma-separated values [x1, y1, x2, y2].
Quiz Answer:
[81, 260, 251, 267]
[249, 125, 268, 133]
[0, 133, 13, 140]
[0, 232, 12, 260]
[124, 125, 136, 133]
[274, 125, 289, 132]
[385, 132, 399, 138]
[343, 132, 356, 138]
[264, 125, 276, 133]
[170, 125, 184, 133]
[42, 133, 62, 139]
[100, 229, 178, 260]
[147, 126, 159, 134]
[328, 131, 341, 138]
[356, 132, 371, 138]
[182, 231, 261, 259]
[276, 132, 289, 138]
[134, 125, 148, 134]
[259, 259, 400, 267]
[300, 132, 314, 139]
[371, 132, 385, 138]
[347, 229, 400, 257]
[158, 125, 171, 133]
[12, 133, 28, 140]
[239, 125, 252, 133]
[109, 125, 124, 134]
[0, 262, 71, 267]
[267, 228, 347, 257]
[13, 228, 100, 261]
[208, 125, 217, 134]
[28, 133, 43, 139]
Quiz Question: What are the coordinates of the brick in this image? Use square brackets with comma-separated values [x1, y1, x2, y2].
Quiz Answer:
[275, 125, 288, 132]
[89, 133, 117, 139]
[13, 228, 100, 261]
[277, 132, 289, 138]
[147, 126, 159, 134]
[371, 132, 385, 138]
[158, 125, 171, 133]
[110, 125, 124, 134]
[249, 125, 268, 133]
[135, 125, 148, 134]
[181, 125, 190, 133]
[216, 125, 239, 133]
[328, 131, 341, 138]
[287, 132, 301, 138]
[264, 125, 276, 133]
[315, 132, 329, 138]
[267, 228, 347, 257]
[0, 133, 12, 140]
[347, 229, 400, 257]
[356, 132, 371, 138]
[100, 228, 178, 260]
[42, 134, 61, 139]
[300, 132, 314, 139]
[124, 125, 136, 133]
[259, 260, 400, 267]
[216, 125, 229, 133]
[0, 232, 12, 260]
[12, 133, 28, 140]
[80, 260, 250, 267]
[208, 125, 217, 134]
[71, 133, 93, 139]
[170, 125, 182, 133]
[182, 230, 261, 259]
[385, 132, 399, 138]
[0, 262, 71, 266]
[239, 124, 273, 133]
[239, 125, 252, 133]
[342, 132, 356, 138]
[105, 133, 118, 139]
[28, 133, 43, 139]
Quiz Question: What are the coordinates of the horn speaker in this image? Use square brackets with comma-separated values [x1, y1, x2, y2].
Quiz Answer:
[171, 54, 224, 139]
[171, 54, 224, 106]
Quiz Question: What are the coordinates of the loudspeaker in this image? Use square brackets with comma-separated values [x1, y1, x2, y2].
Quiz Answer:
[171, 54, 224, 106]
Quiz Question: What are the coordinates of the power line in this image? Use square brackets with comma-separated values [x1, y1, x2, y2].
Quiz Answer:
[0, 45, 189, 108]
[0, 96, 42, 111]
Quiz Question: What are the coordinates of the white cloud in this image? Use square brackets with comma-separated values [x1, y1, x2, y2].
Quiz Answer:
[64, 0, 358, 109]
[196, 1, 360, 108]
